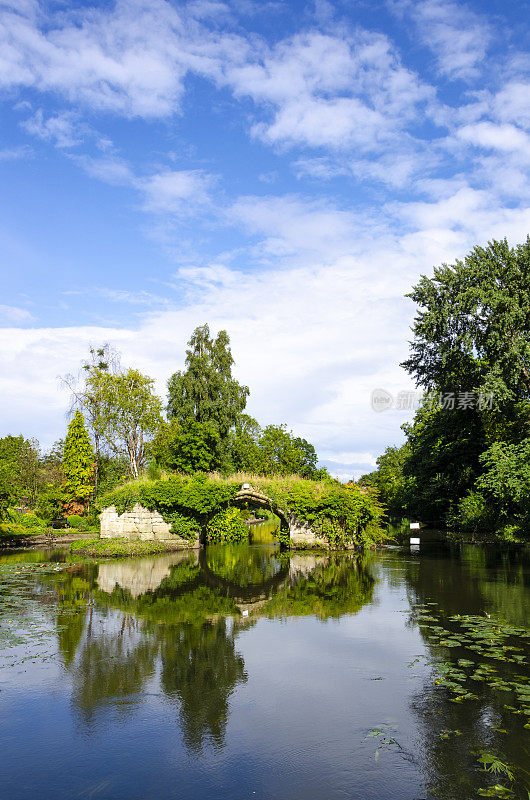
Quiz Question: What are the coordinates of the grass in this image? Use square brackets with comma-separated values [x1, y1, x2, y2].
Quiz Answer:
[69, 537, 178, 558]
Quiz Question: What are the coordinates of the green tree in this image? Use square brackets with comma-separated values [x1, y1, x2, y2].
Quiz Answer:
[167, 325, 249, 464]
[86, 367, 163, 478]
[359, 443, 411, 518]
[62, 343, 121, 494]
[227, 414, 264, 473]
[151, 419, 221, 474]
[0, 435, 41, 508]
[62, 411, 94, 516]
[258, 424, 318, 476]
[402, 236, 530, 404]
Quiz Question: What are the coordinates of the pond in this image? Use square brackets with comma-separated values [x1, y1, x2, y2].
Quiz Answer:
[0, 532, 529, 800]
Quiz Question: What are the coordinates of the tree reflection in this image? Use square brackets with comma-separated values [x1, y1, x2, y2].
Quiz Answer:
[42, 546, 375, 752]
[402, 543, 530, 799]
[159, 618, 247, 753]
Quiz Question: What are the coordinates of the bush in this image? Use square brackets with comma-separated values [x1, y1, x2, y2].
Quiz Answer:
[16, 514, 46, 531]
[167, 514, 199, 540]
[206, 508, 248, 543]
[35, 484, 64, 523]
[67, 514, 90, 531]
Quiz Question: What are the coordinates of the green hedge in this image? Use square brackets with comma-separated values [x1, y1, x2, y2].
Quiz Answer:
[98, 473, 386, 548]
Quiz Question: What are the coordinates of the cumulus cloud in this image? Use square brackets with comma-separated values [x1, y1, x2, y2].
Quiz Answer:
[225, 30, 433, 151]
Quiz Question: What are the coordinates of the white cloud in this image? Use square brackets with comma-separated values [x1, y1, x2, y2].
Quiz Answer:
[22, 108, 112, 149]
[225, 30, 433, 151]
[0, 145, 32, 161]
[456, 122, 530, 153]
[0, 0, 197, 117]
[398, 0, 491, 81]
[493, 81, 530, 128]
[139, 169, 213, 214]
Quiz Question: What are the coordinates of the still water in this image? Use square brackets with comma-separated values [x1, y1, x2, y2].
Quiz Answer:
[0, 530, 529, 800]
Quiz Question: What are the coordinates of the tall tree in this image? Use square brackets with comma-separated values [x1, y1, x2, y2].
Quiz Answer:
[62, 343, 121, 493]
[402, 236, 530, 404]
[167, 325, 249, 443]
[85, 367, 163, 478]
[62, 411, 94, 516]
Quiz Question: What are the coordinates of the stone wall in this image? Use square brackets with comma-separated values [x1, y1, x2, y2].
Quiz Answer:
[99, 503, 199, 548]
[286, 512, 327, 548]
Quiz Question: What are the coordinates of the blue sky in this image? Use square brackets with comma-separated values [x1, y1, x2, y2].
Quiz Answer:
[1, 0, 530, 478]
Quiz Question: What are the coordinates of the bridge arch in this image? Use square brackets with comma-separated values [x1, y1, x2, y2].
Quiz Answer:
[204, 484, 324, 549]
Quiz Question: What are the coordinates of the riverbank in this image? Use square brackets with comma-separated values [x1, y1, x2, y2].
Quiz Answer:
[69, 537, 198, 558]
[0, 530, 95, 550]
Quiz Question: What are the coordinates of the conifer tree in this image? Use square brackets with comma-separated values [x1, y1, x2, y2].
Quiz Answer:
[62, 411, 94, 516]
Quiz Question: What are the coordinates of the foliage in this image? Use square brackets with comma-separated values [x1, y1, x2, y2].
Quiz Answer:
[67, 514, 90, 531]
[99, 473, 386, 549]
[0, 522, 45, 540]
[12, 512, 46, 530]
[69, 537, 174, 557]
[0, 435, 41, 511]
[35, 484, 64, 523]
[447, 438, 530, 537]
[94, 454, 131, 496]
[167, 324, 249, 444]
[151, 419, 221, 474]
[402, 236, 530, 403]
[206, 508, 248, 544]
[373, 236, 530, 536]
[359, 443, 412, 518]
[228, 417, 324, 478]
[0, 461, 17, 520]
[62, 411, 94, 515]
[85, 366, 163, 478]
[257, 424, 319, 477]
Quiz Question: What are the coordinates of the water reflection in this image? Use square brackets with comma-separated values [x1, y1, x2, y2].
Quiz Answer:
[2, 541, 529, 800]
[40, 544, 374, 754]
[400, 544, 530, 799]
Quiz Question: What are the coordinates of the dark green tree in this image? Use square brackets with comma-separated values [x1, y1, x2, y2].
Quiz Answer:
[258, 424, 318, 477]
[151, 419, 221, 474]
[167, 325, 249, 450]
[402, 236, 530, 404]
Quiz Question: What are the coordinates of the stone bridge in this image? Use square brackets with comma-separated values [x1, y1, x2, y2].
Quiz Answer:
[100, 483, 327, 548]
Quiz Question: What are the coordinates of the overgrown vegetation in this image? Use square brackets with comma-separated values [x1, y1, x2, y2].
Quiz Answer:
[98, 472, 386, 548]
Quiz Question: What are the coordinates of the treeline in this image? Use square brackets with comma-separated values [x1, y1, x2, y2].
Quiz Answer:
[360, 236, 530, 540]
[0, 324, 327, 524]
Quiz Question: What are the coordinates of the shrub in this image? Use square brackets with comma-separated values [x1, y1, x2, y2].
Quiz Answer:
[16, 513, 46, 530]
[0, 521, 44, 538]
[167, 514, 199, 540]
[67, 514, 90, 531]
[206, 508, 248, 543]
[35, 484, 64, 523]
